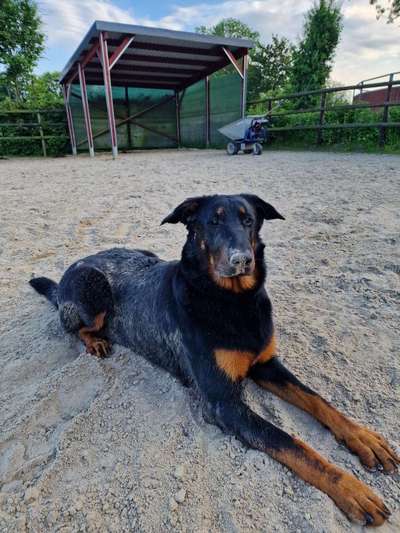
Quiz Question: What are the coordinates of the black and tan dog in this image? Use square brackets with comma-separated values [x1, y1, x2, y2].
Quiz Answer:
[30, 194, 398, 526]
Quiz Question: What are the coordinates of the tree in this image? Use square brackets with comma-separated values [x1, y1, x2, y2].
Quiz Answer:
[370, 0, 400, 22]
[196, 18, 260, 42]
[196, 19, 293, 101]
[0, 0, 45, 102]
[250, 36, 294, 99]
[24, 72, 63, 108]
[0, 72, 63, 111]
[289, 0, 342, 94]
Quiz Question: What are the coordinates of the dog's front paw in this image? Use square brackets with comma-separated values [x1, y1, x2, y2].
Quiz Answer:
[344, 426, 399, 473]
[330, 471, 390, 526]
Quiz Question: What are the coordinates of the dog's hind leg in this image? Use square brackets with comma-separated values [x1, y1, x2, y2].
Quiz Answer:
[78, 311, 110, 358]
[250, 357, 399, 473]
[58, 264, 114, 357]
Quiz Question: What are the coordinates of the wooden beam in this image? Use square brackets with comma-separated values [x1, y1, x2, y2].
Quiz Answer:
[103, 52, 217, 67]
[222, 47, 244, 79]
[81, 41, 101, 68]
[86, 61, 206, 74]
[92, 38, 227, 57]
[78, 62, 94, 157]
[64, 41, 101, 85]
[109, 36, 135, 70]
[99, 31, 118, 158]
[84, 77, 179, 89]
[62, 84, 77, 155]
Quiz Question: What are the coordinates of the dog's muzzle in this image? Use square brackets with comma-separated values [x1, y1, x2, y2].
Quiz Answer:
[229, 251, 254, 275]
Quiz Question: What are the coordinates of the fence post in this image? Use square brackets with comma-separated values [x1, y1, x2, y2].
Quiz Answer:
[317, 92, 326, 145]
[379, 73, 394, 148]
[267, 99, 272, 117]
[36, 111, 47, 157]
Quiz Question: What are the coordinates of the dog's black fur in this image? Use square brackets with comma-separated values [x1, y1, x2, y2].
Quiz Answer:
[30, 194, 397, 526]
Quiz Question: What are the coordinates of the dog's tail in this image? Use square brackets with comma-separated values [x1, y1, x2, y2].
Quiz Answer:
[29, 277, 59, 308]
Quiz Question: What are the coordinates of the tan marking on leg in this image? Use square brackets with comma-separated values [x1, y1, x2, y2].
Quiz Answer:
[258, 380, 399, 473]
[270, 439, 390, 526]
[253, 335, 277, 365]
[214, 349, 253, 381]
[79, 312, 111, 358]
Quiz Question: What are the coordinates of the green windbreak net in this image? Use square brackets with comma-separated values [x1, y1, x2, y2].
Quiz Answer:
[70, 86, 177, 151]
[69, 64, 242, 151]
[209, 66, 242, 147]
[179, 80, 206, 148]
[179, 65, 242, 148]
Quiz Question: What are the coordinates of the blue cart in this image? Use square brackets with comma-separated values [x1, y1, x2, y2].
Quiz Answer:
[218, 117, 268, 155]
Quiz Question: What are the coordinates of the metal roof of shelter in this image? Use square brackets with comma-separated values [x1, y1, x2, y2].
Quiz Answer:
[60, 20, 254, 90]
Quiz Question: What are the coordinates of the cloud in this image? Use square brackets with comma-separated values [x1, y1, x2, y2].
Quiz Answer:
[37, 0, 399, 84]
[38, 0, 137, 45]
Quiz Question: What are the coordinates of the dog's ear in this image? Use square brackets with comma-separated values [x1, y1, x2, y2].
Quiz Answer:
[161, 196, 204, 225]
[241, 194, 285, 222]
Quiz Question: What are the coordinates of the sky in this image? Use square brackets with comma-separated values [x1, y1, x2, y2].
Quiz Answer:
[35, 0, 399, 85]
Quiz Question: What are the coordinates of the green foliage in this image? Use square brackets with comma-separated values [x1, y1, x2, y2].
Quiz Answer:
[370, 0, 400, 22]
[257, 90, 400, 153]
[0, 109, 68, 157]
[249, 36, 294, 101]
[25, 72, 63, 108]
[196, 18, 260, 41]
[0, 0, 45, 102]
[196, 19, 294, 101]
[289, 0, 342, 99]
[0, 72, 63, 110]
[0, 69, 66, 157]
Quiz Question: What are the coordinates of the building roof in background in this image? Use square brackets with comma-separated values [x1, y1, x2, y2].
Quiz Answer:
[60, 20, 253, 90]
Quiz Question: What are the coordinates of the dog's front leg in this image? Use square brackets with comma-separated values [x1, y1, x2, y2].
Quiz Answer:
[249, 357, 399, 473]
[210, 398, 389, 526]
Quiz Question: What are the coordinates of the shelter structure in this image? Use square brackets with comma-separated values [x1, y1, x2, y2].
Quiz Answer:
[60, 21, 253, 157]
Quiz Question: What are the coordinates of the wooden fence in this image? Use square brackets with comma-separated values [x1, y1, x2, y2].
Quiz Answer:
[248, 76, 400, 147]
[0, 109, 68, 156]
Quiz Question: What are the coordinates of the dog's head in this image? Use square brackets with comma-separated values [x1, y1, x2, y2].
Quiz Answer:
[161, 194, 284, 291]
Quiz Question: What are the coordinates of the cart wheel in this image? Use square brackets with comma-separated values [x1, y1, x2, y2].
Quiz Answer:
[253, 143, 262, 155]
[227, 142, 238, 155]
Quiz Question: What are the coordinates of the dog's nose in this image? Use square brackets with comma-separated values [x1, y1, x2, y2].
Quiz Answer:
[230, 252, 253, 268]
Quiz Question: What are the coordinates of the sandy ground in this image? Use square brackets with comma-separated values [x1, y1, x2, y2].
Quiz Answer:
[0, 149, 399, 533]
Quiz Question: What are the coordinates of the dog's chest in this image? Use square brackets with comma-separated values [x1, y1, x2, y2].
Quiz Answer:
[214, 334, 276, 382]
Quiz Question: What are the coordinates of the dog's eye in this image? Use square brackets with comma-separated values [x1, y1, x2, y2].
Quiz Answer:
[242, 216, 253, 226]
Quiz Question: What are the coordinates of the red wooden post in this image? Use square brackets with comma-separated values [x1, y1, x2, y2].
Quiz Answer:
[175, 90, 181, 147]
[99, 32, 118, 158]
[222, 47, 247, 119]
[78, 62, 94, 157]
[205, 76, 210, 147]
[241, 53, 248, 119]
[62, 84, 77, 156]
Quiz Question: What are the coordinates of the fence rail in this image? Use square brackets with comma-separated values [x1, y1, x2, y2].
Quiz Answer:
[248, 76, 400, 147]
[0, 109, 68, 156]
